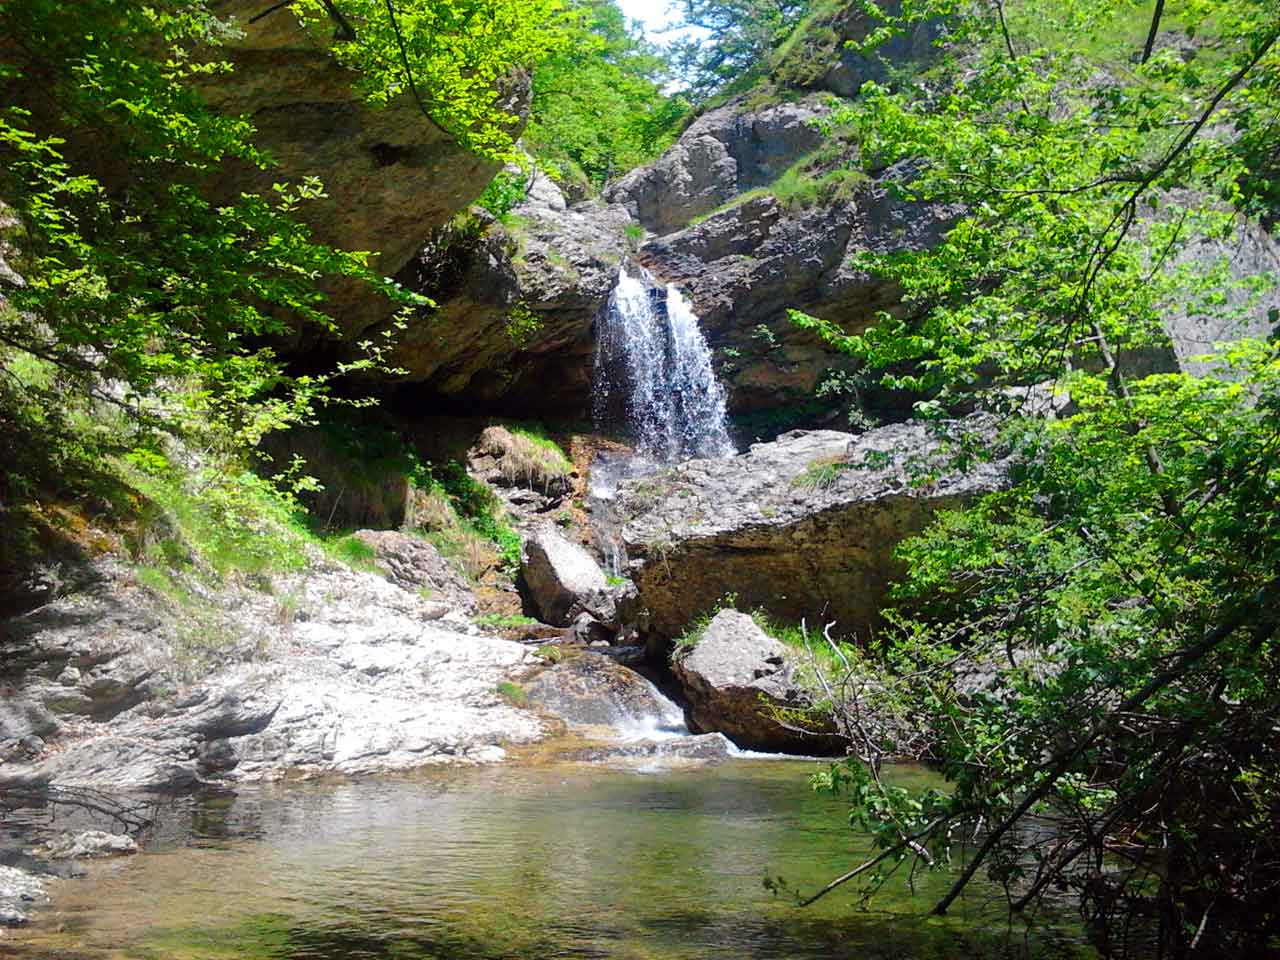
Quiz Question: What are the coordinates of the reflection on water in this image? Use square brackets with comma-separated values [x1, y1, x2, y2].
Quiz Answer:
[7, 761, 1089, 959]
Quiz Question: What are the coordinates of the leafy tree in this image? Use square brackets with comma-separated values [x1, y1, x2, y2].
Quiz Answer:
[669, 0, 812, 98]
[788, 0, 1280, 953]
[0, 0, 567, 524]
[291, 0, 573, 160]
[524, 0, 689, 188]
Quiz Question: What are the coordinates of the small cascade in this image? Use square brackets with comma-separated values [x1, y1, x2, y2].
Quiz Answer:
[608, 674, 691, 742]
[593, 264, 734, 463]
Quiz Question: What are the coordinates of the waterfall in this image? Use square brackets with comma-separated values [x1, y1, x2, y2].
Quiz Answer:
[593, 264, 734, 462]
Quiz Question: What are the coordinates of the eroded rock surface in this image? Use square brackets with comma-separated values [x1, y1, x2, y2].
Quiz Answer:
[620, 421, 1006, 638]
[637, 162, 958, 414]
[673, 610, 837, 753]
[393, 170, 629, 411]
[0, 558, 544, 791]
[351, 529, 475, 612]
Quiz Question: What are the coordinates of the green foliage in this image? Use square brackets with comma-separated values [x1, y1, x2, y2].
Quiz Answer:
[475, 612, 540, 628]
[525, 0, 689, 186]
[326, 534, 379, 572]
[291, 0, 573, 160]
[476, 169, 530, 220]
[414, 459, 523, 578]
[791, 455, 848, 490]
[123, 447, 313, 580]
[788, 0, 1280, 951]
[504, 303, 543, 346]
[494, 680, 528, 706]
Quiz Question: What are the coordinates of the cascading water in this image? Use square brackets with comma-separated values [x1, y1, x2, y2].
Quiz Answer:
[593, 264, 734, 463]
[590, 264, 736, 574]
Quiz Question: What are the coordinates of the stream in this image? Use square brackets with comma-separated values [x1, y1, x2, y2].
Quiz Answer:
[5, 760, 1089, 960]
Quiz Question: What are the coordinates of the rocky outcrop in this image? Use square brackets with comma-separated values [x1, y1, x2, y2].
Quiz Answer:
[0, 557, 544, 791]
[673, 610, 838, 753]
[605, 95, 829, 235]
[197, 0, 519, 341]
[620, 420, 1006, 638]
[520, 526, 616, 628]
[774, 0, 945, 97]
[636, 162, 958, 414]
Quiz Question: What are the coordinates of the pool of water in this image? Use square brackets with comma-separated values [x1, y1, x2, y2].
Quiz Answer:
[5, 759, 1090, 959]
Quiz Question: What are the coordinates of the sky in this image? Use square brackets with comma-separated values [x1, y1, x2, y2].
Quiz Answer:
[615, 0, 707, 44]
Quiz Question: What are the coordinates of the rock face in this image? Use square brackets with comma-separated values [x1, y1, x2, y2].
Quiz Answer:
[392, 170, 629, 411]
[673, 610, 838, 754]
[605, 95, 829, 235]
[620, 421, 1006, 638]
[199, 0, 517, 341]
[0, 557, 544, 791]
[520, 526, 616, 628]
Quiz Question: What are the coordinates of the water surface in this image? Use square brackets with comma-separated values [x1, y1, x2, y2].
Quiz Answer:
[9, 760, 1088, 959]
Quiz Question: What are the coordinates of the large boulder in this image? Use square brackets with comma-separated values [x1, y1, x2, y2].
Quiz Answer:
[673, 610, 839, 754]
[520, 526, 616, 628]
[523, 652, 684, 736]
[620, 420, 1006, 639]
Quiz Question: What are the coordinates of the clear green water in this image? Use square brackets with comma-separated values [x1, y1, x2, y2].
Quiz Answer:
[9, 759, 1090, 959]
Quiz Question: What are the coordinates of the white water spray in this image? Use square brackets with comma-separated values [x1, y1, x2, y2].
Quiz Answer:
[593, 265, 734, 462]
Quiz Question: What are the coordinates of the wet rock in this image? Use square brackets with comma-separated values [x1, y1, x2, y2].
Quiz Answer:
[605, 95, 830, 236]
[565, 732, 731, 765]
[672, 611, 838, 754]
[621, 420, 1006, 638]
[521, 526, 616, 628]
[350, 529, 474, 613]
[524, 654, 680, 732]
[36, 830, 138, 859]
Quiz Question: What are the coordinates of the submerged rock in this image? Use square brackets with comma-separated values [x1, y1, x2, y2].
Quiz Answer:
[36, 830, 138, 860]
[564, 732, 731, 765]
[0, 864, 46, 928]
[672, 610, 838, 754]
[621, 420, 1006, 638]
[521, 527, 616, 628]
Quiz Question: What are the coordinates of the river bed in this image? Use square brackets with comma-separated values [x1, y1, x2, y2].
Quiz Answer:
[3, 758, 1090, 959]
